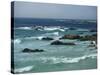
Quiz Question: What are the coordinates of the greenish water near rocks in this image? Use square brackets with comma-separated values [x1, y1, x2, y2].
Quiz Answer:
[12, 25, 97, 74]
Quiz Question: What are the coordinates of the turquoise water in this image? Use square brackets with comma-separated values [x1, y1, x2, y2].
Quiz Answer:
[12, 26, 97, 73]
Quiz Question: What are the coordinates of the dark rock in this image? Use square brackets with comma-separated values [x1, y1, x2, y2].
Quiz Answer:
[79, 34, 97, 41]
[69, 27, 77, 30]
[88, 44, 96, 47]
[61, 34, 97, 41]
[51, 40, 76, 45]
[60, 34, 80, 39]
[88, 42, 97, 49]
[89, 29, 97, 32]
[22, 48, 44, 53]
[42, 37, 54, 40]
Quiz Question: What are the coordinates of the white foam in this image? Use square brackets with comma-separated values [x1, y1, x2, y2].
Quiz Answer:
[14, 66, 33, 73]
[59, 29, 65, 32]
[44, 27, 65, 32]
[24, 36, 44, 40]
[42, 32, 59, 37]
[15, 27, 32, 30]
[51, 32, 59, 36]
[40, 53, 97, 64]
[44, 27, 58, 31]
[37, 36, 44, 40]
[14, 39, 21, 44]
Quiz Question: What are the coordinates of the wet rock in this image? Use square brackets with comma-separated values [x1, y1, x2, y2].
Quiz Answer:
[22, 48, 44, 53]
[51, 40, 76, 45]
[79, 34, 97, 41]
[42, 37, 54, 40]
[60, 34, 80, 39]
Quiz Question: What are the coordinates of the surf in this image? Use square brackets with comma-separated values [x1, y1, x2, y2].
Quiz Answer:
[14, 66, 34, 73]
[40, 53, 97, 64]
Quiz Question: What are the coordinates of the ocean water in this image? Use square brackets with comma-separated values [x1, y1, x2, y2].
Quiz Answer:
[12, 18, 97, 73]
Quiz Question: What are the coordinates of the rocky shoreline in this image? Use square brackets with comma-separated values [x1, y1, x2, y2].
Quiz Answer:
[21, 33, 97, 53]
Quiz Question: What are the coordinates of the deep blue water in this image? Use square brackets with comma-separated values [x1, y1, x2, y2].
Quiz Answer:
[14, 18, 97, 29]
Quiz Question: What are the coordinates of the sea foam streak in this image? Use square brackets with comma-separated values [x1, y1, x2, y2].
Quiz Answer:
[14, 66, 34, 73]
[15, 27, 32, 30]
[40, 53, 97, 64]
[43, 32, 59, 36]
[24, 36, 44, 40]
[44, 27, 65, 32]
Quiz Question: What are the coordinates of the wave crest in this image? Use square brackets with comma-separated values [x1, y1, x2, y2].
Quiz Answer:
[40, 54, 97, 64]
[44, 27, 65, 32]
[15, 27, 32, 30]
[14, 66, 34, 73]
[13, 39, 22, 44]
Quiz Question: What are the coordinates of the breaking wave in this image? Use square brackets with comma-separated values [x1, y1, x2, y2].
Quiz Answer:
[13, 39, 22, 44]
[15, 26, 66, 32]
[15, 27, 32, 30]
[44, 27, 65, 32]
[24, 36, 44, 40]
[40, 53, 97, 64]
[43, 32, 59, 36]
[14, 66, 34, 73]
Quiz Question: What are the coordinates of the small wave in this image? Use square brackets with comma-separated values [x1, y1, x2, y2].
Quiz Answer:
[76, 28, 89, 32]
[40, 54, 97, 64]
[24, 36, 44, 40]
[14, 39, 22, 44]
[14, 66, 34, 73]
[43, 32, 59, 36]
[44, 27, 65, 32]
[15, 27, 32, 30]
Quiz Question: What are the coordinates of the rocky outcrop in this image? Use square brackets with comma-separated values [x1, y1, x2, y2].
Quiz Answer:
[42, 37, 54, 40]
[79, 34, 97, 41]
[60, 34, 80, 39]
[60, 34, 97, 41]
[50, 40, 76, 45]
[22, 48, 44, 53]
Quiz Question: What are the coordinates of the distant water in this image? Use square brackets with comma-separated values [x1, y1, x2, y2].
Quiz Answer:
[12, 18, 97, 73]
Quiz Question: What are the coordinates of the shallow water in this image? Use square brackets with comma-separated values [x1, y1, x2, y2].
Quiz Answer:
[12, 26, 97, 73]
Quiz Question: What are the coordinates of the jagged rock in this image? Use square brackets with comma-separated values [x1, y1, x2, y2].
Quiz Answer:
[51, 40, 76, 45]
[22, 48, 44, 53]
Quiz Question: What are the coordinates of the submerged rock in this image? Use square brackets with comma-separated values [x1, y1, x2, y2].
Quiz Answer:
[69, 27, 77, 30]
[89, 29, 97, 32]
[22, 48, 44, 53]
[60, 34, 80, 39]
[42, 37, 54, 40]
[51, 40, 76, 45]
